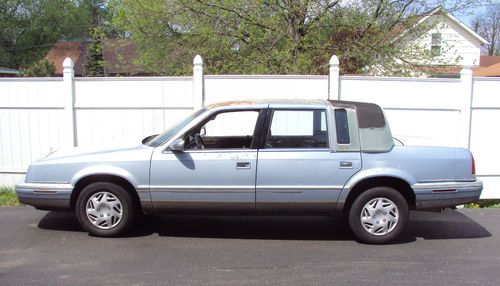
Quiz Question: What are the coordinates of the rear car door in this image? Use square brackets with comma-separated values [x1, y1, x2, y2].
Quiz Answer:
[256, 107, 361, 211]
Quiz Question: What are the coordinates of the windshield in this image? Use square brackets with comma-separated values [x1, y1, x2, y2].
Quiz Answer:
[145, 109, 206, 147]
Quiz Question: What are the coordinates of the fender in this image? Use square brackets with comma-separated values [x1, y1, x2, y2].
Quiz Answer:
[70, 165, 141, 188]
[335, 167, 416, 211]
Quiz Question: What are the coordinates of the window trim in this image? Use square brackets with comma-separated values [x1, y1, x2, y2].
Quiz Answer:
[260, 108, 330, 150]
[181, 108, 267, 151]
[431, 32, 442, 56]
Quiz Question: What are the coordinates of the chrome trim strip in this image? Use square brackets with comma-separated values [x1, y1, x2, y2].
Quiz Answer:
[258, 148, 331, 152]
[412, 180, 482, 191]
[416, 179, 477, 183]
[16, 182, 73, 191]
[256, 185, 343, 190]
[136, 186, 150, 193]
[167, 149, 258, 154]
[33, 190, 58, 195]
[149, 185, 254, 193]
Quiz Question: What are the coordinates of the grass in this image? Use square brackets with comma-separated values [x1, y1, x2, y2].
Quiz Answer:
[463, 199, 500, 209]
[0, 186, 22, 206]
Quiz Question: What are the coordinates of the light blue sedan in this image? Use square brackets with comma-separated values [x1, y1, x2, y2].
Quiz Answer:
[16, 100, 482, 243]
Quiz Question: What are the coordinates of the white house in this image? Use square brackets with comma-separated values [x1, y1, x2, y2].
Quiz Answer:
[404, 7, 488, 68]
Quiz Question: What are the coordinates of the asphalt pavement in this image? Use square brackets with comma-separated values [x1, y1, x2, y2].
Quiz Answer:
[0, 207, 499, 285]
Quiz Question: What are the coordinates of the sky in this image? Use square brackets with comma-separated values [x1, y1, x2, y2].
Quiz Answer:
[456, 1, 498, 27]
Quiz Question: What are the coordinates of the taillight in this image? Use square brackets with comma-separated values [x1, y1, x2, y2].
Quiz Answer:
[471, 153, 476, 177]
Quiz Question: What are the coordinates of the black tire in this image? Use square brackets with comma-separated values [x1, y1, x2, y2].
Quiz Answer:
[348, 187, 409, 244]
[75, 182, 136, 237]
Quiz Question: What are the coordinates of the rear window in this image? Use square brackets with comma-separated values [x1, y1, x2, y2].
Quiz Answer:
[335, 109, 350, 144]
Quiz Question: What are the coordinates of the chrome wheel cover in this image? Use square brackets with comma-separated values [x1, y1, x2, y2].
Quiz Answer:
[360, 197, 399, 236]
[86, 191, 123, 230]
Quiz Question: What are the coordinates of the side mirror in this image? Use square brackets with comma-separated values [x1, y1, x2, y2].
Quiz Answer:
[169, 139, 185, 152]
[142, 134, 158, 144]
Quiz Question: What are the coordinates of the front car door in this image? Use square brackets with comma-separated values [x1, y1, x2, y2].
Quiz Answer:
[256, 105, 362, 211]
[150, 107, 266, 211]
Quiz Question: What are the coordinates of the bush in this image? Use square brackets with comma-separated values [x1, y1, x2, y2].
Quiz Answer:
[464, 199, 500, 208]
[21, 59, 56, 77]
[0, 186, 21, 206]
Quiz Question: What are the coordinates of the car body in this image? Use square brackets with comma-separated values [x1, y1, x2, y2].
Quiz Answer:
[16, 99, 482, 243]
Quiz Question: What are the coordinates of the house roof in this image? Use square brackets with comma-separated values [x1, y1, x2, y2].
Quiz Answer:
[473, 62, 500, 77]
[44, 39, 146, 76]
[413, 7, 488, 45]
[479, 56, 500, 67]
[394, 7, 488, 46]
[44, 41, 88, 75]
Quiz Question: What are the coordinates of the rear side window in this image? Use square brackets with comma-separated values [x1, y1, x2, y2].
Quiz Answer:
[335, 109, 350, 144]
[266, 109, 328, 148]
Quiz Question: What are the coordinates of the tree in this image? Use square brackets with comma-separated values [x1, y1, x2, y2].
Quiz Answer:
[473, 3, 500, 56]
[111, 0, 483, 75]
[83, 27, 106, 76]
[20, 58, 55, 77]
[0, 0, 112, 70]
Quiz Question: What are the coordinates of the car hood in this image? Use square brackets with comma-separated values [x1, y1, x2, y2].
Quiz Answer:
[26, 144, 155, 184]
[38, 144, 153, 163]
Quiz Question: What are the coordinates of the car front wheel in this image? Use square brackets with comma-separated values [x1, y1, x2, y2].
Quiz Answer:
[348, 187, 409, 244]
[76, 182, 136, 237]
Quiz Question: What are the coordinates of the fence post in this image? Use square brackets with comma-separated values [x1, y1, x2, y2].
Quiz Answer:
[329, 55, 340, 100]
[459, 66, 473, 149]
[63, 57, 77, 147]
[193, 55, 204, 110]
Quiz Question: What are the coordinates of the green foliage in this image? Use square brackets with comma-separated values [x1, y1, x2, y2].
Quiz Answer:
[83, 27, 106, 76]
[111, 0, 482, 76]
[20, 58, 55, 77]
[464, 199, 500, 209]
[0, 186, 21, 207]
[0, 0, 112, 69]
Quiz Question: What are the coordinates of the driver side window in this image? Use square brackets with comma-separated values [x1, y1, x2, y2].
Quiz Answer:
[185, 110, 259, 150]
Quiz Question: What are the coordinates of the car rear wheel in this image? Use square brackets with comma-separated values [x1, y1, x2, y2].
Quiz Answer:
[76, 182, 135, 237]
[348, 187, 408, 244]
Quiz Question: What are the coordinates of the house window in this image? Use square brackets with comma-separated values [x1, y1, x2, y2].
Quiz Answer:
[431, 33, 442, 56]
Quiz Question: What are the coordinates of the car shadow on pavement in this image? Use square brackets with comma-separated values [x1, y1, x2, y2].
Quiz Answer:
[37, 209, 491, 243]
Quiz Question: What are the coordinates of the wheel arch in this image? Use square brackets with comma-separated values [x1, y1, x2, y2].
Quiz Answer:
[340, 176, 416, 214]
[70, 174, 143, 214]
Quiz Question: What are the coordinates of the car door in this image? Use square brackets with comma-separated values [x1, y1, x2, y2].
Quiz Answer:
[256, 108, 361, 211]
[149, 109, 265, 211]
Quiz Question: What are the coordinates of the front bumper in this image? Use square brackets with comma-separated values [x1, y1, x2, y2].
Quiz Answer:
[413, 180, 483, 209]
[16, 182, 73, 210]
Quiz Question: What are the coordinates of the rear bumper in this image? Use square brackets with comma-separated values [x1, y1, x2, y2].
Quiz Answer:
[15, 182, 73, 210]
[413, 180, 483, 210]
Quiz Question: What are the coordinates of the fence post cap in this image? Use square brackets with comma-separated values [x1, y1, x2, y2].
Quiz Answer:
[329, 55, 339, 66]
[193, 55, 203, 66]
[63, 57, 74, 69]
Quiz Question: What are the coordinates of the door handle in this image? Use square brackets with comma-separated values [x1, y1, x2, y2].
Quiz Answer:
[236, 162, 251, 169]
[340, 161, 353, 169]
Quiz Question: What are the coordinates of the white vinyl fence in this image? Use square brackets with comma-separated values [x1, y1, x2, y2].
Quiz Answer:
[0, 55, 499, 199]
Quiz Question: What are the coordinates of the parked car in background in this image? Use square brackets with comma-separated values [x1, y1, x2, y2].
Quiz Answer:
[16, 99, 482, 243]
